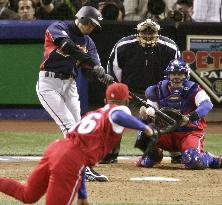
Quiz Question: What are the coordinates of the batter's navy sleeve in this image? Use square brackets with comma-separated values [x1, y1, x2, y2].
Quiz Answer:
[87, 37, 100, 65]
[47, 21, 70, 41]
[78, 169, 87, 199]
[111, 110, 147, 131]
[58, 38, 95, 65]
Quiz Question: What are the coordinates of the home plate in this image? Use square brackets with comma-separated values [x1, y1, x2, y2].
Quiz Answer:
[130, 176, 180, 182]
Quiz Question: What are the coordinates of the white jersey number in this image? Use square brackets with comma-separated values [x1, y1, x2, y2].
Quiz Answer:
[77, 113, 102, 134]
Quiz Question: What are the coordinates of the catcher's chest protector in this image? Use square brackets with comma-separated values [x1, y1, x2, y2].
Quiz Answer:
[157, 80, 198, 113]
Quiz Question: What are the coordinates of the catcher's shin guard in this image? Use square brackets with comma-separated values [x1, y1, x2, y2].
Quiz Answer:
[181, 148, 213, 170]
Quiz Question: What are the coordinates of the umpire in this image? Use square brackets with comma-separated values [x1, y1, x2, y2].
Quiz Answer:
[102, 18, 181, 164]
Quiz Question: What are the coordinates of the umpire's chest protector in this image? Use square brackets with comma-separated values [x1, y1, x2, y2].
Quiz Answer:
[116, 37, 169, 90]
[157, 80, 199, 114]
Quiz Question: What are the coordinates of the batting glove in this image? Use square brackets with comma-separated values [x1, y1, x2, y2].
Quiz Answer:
[93, 65, 106, 78]
[98, 74, 114, 85]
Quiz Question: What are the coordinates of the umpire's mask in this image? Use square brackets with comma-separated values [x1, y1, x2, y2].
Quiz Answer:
[136, 19, 160, 47]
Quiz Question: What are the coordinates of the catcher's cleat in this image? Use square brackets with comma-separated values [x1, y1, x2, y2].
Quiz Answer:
[200, 152, 212, 168]
[212, 156, 222, 168]
[204, 152, 222, 169]
[85, 166, 109, 182]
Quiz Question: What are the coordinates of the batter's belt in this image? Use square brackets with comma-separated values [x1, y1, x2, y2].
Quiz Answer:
[40, 71, 74, 80]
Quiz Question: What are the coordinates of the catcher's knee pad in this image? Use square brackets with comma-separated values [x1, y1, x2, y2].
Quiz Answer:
[181, 148, 209, 170]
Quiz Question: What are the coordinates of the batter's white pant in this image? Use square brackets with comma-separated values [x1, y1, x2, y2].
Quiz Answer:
[36, 71, 81, 134]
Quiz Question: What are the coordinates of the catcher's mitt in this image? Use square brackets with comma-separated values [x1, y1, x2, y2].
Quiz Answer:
[155, 107, 187, 134]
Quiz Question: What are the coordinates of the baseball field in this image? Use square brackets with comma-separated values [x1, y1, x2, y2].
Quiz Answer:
[0, 120, 222, 205]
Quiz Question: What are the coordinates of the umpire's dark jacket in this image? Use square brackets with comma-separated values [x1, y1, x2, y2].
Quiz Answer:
[107, 34, 180, 95]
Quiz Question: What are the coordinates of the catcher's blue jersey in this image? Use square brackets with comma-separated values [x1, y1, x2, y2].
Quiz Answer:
[145, 79, 213, 131]
[158, 80, 198, 114]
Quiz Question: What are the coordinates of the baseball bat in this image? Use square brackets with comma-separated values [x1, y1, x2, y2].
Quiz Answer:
[97, 73, 180, 156]
[95, 72, 177, 128]
[128, 91, 176, 126]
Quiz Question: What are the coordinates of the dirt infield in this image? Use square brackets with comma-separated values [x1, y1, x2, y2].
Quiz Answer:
[1, 120, 222, 134]
[89, 160, 222, 204]
[1, 120, 222, 204]
[1, 159, 222, 204]
[0, 120, 60, 133]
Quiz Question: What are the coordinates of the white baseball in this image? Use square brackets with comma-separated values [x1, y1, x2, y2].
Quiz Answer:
[145, 107, 155, 117]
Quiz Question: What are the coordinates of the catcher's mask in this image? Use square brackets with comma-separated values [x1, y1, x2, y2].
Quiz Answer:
[136, 18, 160, 47]
[165, 58, 190, 89]
[75, 6, 103, 29]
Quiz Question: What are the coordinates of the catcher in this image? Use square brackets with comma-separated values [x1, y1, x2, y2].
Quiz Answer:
[135, 57, 222, 169]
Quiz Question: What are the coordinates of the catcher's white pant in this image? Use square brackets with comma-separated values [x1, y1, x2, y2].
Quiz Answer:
[36, 71, 81, 134]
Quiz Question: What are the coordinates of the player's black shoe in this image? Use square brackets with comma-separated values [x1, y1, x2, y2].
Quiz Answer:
[85, 166, 108, 182]
[99, 153, 118, 164]
[171, 155, 182, 164]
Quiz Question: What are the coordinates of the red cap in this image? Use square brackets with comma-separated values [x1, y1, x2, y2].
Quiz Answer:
[106, 83, 130, 100]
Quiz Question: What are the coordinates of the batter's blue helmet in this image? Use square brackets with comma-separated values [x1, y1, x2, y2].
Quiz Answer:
[75, 6, 103, 29]
[165, 58, 190, 79]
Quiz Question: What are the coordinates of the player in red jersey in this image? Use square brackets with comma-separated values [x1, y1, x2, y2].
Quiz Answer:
[0, 83, 156, 205]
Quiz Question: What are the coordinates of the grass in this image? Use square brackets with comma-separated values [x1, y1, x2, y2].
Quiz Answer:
[0, 199, 45, 205]
[203, 134, 222, 154]
[0, 130, 222, 205]
[0, 132, 58, 155]
[0, 130, 222, 156]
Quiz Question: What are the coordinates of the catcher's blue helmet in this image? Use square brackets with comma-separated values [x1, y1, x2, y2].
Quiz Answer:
[165, 58, 190, 79]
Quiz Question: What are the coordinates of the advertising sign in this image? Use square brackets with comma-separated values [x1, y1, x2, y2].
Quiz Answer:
[183, 35, 222, 103]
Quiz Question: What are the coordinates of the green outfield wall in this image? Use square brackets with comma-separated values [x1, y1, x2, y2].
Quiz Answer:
[0, 44, 43, 104]
[0, 20, 222, 110]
